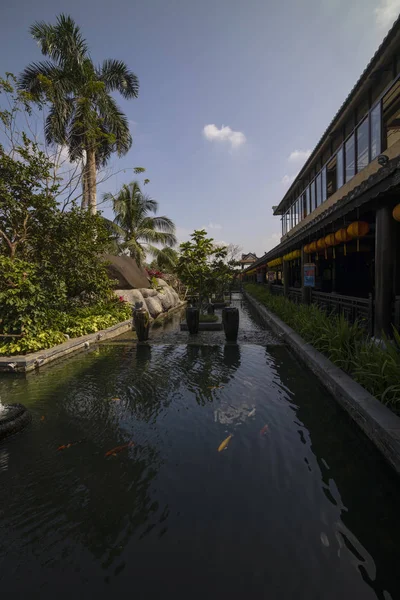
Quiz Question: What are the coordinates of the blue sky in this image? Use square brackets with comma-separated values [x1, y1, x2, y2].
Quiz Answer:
[1, 0, 400, 256]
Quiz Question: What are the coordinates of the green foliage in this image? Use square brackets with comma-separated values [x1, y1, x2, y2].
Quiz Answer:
[103, 180, 176, 265]
[199, 313, 219, 323]
[0, 256, 66, 335]
[0, 300, 131, 356]
[245, 284, 400, 410]
[176, 230, 239, 310]
[37, 207, 114, 302]
[19, 14, 139, 175]
[0, 136, 58, 259]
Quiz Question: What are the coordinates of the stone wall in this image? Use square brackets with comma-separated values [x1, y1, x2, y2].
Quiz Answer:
[115, 279, 182, 319]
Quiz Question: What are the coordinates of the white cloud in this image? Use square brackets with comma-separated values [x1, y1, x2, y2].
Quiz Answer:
[281, 174, 296, 186]
[375, 0, 400, 30]
[288, 149, 311, 164]
[208, 222, 222, 230]
[203, 124, 246, 148]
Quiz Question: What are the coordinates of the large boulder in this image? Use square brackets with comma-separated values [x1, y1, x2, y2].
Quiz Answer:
[158, 288, 174, 312]
[141, 288, 158, 298]
[145, 296, 163, 318]
[170, 288, 180, 305]
[103, 254, 150, 290]
[156, 278, 168, 288]
[115, 289, 145, 308]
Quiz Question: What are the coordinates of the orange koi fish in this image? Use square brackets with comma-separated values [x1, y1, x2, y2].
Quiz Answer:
[40, 416, 45, 421]
[218, 434, 233, 452]
[57, 440, 84, 451]
[260, 424, 269, 436]
[105, 441, 134, 457]
[111, 397, 121, 402]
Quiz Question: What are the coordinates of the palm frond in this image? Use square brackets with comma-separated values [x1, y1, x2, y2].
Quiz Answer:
[98, 59, 139, 99]
[138, 228, 177, 247]
[141, 215, 176, 234]
[97, 92, 132, 156]
[31, 15, 89, 67]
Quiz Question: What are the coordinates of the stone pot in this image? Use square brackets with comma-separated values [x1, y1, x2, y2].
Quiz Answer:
[186, 307, 200, 334]
[222, 307, 239, 341]
[133, 308, 150, 341]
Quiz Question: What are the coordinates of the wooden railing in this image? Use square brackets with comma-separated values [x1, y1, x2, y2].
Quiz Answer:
[288, 287, 302, 304]
[311, 290, 373, 334]
[270, 285, 284, 296]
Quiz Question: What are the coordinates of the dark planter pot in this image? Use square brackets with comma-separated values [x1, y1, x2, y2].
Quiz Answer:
[133, 309, 150, 341]
[0, 403, 31, 441]
[207, 304, 215, 314]
[186, 307, 200, 334]
[222, 307, 239, 341]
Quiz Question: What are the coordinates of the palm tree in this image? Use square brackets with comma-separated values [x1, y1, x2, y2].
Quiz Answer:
[104, 181, 177, 265]
[19, 14, 139, 214]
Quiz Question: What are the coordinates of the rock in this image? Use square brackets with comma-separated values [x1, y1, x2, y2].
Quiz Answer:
[115, 289, 146, 307]
[159, 288, 174, 311]
[156, 278, 168, 288]
[170, 289, 180, 305]
[145, 296, 163, 318]
[141, 288, 158, 298]
[103, 254, 150, 289]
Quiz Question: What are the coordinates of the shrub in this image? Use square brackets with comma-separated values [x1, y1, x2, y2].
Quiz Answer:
[245, 284, 400, 410]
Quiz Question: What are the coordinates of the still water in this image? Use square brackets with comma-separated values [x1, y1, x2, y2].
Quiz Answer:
[0, 297, 399, 599]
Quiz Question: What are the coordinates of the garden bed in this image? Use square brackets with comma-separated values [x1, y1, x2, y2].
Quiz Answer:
[245, 284, 400, 412]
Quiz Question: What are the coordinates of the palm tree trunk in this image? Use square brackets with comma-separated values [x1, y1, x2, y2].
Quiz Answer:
[86, 147, 97, 214]
[81, 160, 88, 209]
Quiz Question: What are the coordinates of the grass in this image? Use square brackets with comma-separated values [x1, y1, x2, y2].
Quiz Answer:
[199, 313, 219, 323]
[245, 284, 400, 411]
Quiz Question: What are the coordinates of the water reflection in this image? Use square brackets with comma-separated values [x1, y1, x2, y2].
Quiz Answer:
[267, 344, 400, 600]
[0, 301, 399, 599]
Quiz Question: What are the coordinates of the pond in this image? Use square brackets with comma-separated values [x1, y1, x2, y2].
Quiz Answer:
[0, 295, 399, 599]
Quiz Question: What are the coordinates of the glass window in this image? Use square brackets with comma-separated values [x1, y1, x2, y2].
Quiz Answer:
[298, 197, 302, 222]
[321, 166, 327, 202]
[316, 173, 322, 207]
[302, 193, 307, 219]
[306, 187, 310, 215]
[357, 118, 369, 172]
[371, 103, 381, 160]
[310, 180, 316, 212]
[337, 147, 344, 189]
[345, 134, 355, 182]
[286, 211, 290, 233]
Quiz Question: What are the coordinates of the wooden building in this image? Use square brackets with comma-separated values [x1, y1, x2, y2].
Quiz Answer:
[244, 18, 400, 337]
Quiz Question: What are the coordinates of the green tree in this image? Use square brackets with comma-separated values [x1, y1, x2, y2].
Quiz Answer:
[104, 180, 176, 265]
[19, 14, 139, 214]
[0, 135, 58, 259]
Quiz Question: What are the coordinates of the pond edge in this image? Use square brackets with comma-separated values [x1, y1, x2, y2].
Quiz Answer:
[0, 320, 133, 373]
[244, 290, 400, 475]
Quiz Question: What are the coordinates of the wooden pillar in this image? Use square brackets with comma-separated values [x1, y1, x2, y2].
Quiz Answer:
[301, 248, 311, 304]
[283, 260, 289, 297]
[374, 205, 396, 337]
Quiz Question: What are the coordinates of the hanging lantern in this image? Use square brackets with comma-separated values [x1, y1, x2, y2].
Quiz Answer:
[303, 244, 310, 254]
[335, 228, 351, 256]
[316, 237, 328, 259]
[325, 233, 339, 258]
[309, 241, 317, 254]
[393, 204, 400, 222]
[347, 221, 369, 251]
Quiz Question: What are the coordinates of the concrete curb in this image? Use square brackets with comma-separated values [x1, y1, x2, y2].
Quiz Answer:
[0, 320, 132, 373]
[244, 290, 400, 475]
